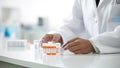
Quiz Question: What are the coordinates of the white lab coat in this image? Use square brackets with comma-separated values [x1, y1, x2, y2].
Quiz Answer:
[56, 0, 120, 53]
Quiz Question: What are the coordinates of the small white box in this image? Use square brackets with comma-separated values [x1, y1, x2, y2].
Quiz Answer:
[5, 40, 28, 51]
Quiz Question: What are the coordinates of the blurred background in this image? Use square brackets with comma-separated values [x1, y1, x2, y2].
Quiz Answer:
[0, 0, 74, 43]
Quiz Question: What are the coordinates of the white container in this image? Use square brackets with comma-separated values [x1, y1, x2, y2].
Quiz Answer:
[5, 40, 29, 51]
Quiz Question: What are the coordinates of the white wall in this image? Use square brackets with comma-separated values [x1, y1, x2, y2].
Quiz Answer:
[0, 0, 74, 29]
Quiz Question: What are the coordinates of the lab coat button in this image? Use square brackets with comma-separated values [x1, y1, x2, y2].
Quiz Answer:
[95, 17, 98, 23]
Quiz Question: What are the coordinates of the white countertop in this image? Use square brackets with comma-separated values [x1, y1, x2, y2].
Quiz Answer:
[0, 42, 120, 68]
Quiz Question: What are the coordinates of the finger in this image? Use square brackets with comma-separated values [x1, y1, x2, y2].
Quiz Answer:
[74, 49, 84, 54]
[63, 39, 79, 50]
[62, 37, 79, 48]
[74, 48, 90, 54]
[52, 34, 60, 43]
[49, 34, 53, 41]
[42, 34, 53, 43]
[69, 44, 82, 52]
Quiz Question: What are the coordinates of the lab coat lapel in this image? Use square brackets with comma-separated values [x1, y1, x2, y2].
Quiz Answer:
[81, 0, 99, 36]
[97, 0, 103, 8]
[97, 0, 113, 33]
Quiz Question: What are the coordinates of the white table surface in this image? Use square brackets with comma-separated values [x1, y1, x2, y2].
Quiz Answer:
[0, 42, 120, 68]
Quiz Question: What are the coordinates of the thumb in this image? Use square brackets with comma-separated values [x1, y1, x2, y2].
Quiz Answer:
[52, 34, 61, 43]
[42, 34, 53, 43]
[52, 35, 59, 43]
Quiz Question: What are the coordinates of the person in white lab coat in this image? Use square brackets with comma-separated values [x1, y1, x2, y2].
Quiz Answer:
[41, 0, 120, 54]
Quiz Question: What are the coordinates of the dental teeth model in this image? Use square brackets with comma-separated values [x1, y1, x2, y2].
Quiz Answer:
[42, 42, 61, 55]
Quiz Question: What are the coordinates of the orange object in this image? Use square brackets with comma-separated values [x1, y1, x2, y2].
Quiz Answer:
[42, 46, 56, 48]
[46, 53, 57, 55]
[27, 40, 31, 43]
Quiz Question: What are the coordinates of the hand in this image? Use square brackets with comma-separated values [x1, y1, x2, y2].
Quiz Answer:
[62, 37, 95, 54]
[41, 33, 63, 44]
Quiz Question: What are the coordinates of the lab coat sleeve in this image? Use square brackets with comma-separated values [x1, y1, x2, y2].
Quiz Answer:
[55, 0, 88, 44]
[90, 26, 120, 54]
